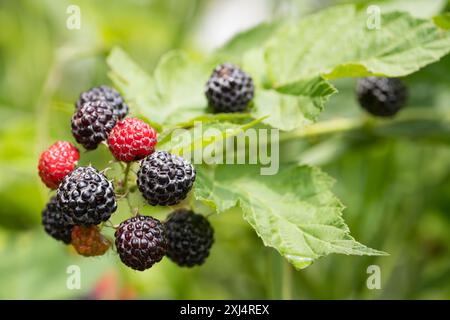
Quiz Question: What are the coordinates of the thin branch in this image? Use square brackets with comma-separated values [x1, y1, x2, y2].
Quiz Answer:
[279, 108, 450, 143]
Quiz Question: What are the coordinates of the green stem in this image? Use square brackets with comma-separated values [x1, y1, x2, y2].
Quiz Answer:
[122, 162, 131, 191]
[269, 251, 293, 299]
[279, 108, 450, 143]
[279, 118, 362, 142]
[158, 113, 253, 144]
[282, 261, 293, 300]
[269, 251, 282, 299]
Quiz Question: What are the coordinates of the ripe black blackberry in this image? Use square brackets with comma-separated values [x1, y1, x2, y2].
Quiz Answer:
[137, 151, 195, 206]
[76, 85, 128, 120]
[71, 100, 118, 150]
[115, 215, 167, 271]
[356, 77, 407, 117]
[165, 209, 214, 267]
[205, 63, 254, 113]
[42, 196, 74, 244]
[56, 166, 117, 225]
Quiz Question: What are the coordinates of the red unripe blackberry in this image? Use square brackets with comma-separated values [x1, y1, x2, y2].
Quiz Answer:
[137, 151, 196, 206]
[115, 215, 167, 271]
[56, 166, 117, 225]
[71, 225, 111, 257]
[107, 118, 157, 162]
[71, 100, 118, 150]
[42, 196, 74, 244]
[165, 209, 214, 267]
[76, 85, 129, 120]
[356, 77, 408, 117]
[38, 141, 80, 189]
[205, 63, 254, 113]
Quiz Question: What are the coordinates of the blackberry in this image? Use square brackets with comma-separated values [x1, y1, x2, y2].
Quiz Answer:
[42, 196, 74, 244]
[165, 209, 214, 267]
[115, 215, 167, 271]
[38, 141, 79, 189]
[107, 118, 157, 162]
[205, 63, 254, 113]
[356, 77, 407, 117]
[71, 226, 111, 257]
[56, 166, 117, 225]
[71, 100, 118, 150]
[137, 151, 195, 206]
[76, 85, 128, 120]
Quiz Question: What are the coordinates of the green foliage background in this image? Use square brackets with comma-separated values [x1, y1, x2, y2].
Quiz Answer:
[0, 0, 449, 299]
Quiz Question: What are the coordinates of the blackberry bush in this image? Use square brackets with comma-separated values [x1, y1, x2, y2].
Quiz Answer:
[36, 5, 450, 286]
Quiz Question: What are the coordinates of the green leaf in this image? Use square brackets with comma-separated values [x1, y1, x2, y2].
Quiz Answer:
[107, 47, 211, 128]
[375, 0, 447, 19]
[158, 118, 265, 158]
[251, 87, 335, 131]
[216, 22, 280, 60]
[241, 48, 337, 131]
[108, 7, 450, 134]
[195, 164, 386, 269]
[157, 112, 255, 144]
[152, 51, 210, 124]
[265, 6, 450, 84]
[106, 47, 161, 129]
[434, 13, 450, 30]
[247, 5, 450, 130]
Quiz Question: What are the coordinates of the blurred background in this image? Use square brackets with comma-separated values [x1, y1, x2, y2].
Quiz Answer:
[0, 0, 449, 299]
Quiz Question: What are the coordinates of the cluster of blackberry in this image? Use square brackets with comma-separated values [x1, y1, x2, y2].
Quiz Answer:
[38, 85, 210, 270]
[38, 61, 406, 272]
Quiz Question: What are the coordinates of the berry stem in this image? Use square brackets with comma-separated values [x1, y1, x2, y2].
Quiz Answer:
[279, 108, 450, 143]
[122, 162, 132, 191]
[282, 261, 293, 300]
[126, 195, 134, 213]
[269, 250, 283, 299]
[269, 252, 294, 300]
